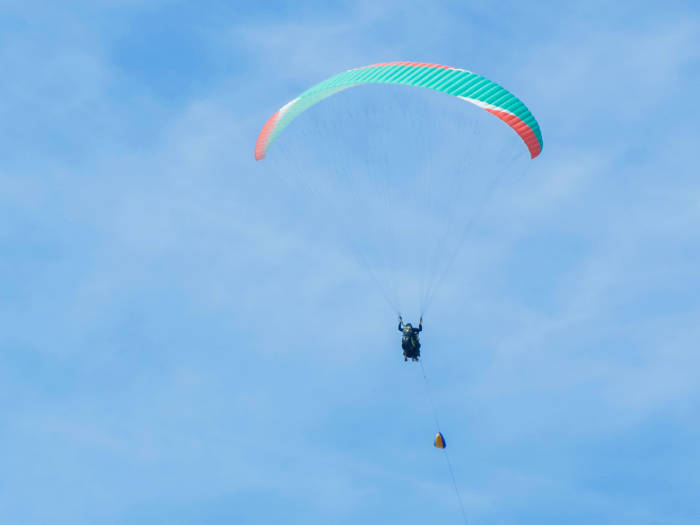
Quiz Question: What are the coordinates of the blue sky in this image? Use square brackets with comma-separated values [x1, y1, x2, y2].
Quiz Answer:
[2, 1, 700, 523]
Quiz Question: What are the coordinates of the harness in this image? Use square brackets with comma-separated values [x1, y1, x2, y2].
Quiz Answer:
[402, 327, 419, 349]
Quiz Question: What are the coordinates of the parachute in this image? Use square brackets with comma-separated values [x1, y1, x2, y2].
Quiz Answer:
[255, 63, 542, 525]
[254, 62, 541, 316]
[255, 61, 542, 161]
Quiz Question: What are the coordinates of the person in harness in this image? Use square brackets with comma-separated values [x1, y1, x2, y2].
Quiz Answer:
[398, 315, 423, 361]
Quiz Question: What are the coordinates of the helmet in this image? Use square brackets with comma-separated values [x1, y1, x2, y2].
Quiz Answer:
[403, 323, 413, 330]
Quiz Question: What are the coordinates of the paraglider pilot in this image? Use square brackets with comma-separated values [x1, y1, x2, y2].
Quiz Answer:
[398, 315, 423, 362]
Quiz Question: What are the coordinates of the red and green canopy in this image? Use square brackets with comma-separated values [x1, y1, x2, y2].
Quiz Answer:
[255, 62, 542, 160]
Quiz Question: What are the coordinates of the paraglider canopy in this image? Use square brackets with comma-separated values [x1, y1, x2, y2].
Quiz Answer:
[254, 62, 543, 161]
